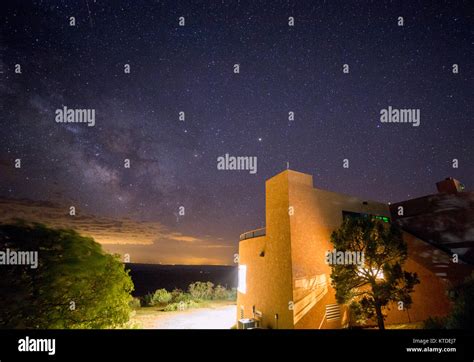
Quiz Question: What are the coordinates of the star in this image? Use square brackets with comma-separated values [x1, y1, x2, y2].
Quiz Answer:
[0, 1, 471, 265]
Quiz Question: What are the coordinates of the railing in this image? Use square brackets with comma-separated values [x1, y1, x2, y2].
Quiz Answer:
[239, 227, 266, 241]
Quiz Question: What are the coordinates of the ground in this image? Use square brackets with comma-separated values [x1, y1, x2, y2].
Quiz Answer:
[363, 321, 424, 329]
[386, 322, 424, 329]
[128, 301, 422, 329]
[129, 301, 236, 329]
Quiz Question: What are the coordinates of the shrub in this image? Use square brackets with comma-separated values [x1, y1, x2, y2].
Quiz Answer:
[171, 289, 194, 303]
[151, 289, 172, 305]
[189, 281, 214, 300]
[142, 289, 174, 307]
[227, 288, 237, 301]
[140, 282, 237, 310]
[142, 293, 154, 307]
[187, 300, 199, 308]
[213, 285, 237, 300]
[213, 285, 228, 300]
[445, 273, 474, 329]
[423, 316, 446, 329]
[163, 303, 179, 312]
[163, 300, 198, 312]
[129, 297, 141, 309]
[171, 288, 183, 300]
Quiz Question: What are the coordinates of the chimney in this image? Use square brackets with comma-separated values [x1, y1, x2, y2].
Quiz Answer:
[436, 177, 465, 194]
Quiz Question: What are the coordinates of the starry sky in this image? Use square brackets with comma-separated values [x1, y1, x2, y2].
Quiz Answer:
[1, 1, 472, 265]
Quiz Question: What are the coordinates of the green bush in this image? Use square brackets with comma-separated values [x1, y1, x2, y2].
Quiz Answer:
[211, 285, 237, 300]
[129, 297, 141, 309]
[163, 300, 199, 312]
[189, 281, 214, 300]
[151, 289, 172, 305]
[142, 289, 173, 307]
[227, 288, 237, 300]
[213, 285, 227, 300]
[171, 289, 194, 303]
[163, 303, 179, 312]
[142, 293, 154, 307]
[140, 282, 236, 309]
[187, 300, 199, 308]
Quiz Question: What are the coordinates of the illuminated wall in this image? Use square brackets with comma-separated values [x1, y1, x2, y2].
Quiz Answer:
[237, 170, 472, 329]
[237, 171, 294, 329]
[285, 170, 390, 329]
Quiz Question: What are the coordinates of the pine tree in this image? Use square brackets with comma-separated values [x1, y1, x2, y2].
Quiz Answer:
[330, 217, 419, 329]
[0, 222, 134, 328]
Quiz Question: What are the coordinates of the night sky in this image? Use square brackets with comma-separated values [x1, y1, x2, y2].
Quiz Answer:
[1, 1, 472, 264]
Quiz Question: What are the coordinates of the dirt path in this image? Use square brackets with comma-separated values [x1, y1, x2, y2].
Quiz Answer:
[133, 303, 237, 329]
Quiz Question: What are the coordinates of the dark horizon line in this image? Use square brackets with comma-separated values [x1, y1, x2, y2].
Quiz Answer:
[123, 262, 235, 267]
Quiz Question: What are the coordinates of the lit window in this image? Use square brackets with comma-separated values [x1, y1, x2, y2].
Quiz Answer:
[238, 265, 247, 294]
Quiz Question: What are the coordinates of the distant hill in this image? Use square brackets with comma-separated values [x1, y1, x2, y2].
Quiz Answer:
[125, 263, 238, 297]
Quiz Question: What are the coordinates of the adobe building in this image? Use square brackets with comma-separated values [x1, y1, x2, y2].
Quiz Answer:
[236, 170, 473, 329]
[390, 177, 474, 264]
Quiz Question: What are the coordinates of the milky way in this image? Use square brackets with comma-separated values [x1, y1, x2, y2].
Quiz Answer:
[1, 1, 472, 264]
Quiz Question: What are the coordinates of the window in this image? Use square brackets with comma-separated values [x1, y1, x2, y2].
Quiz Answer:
[374, 215, 390, 223]
[342, 211, 390, 223]
[325, 304, 341, 321]
[343, 210, 369, 220]
[238, 265, 247, 294]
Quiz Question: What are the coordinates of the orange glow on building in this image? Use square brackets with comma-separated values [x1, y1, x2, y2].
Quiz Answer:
[237, 170, 473, 329]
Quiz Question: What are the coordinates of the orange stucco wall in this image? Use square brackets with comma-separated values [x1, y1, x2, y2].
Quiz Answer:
[237, 170, 472, 329]
[237, 170, 294, 329]
[384, 232, 472, 325]
[286, 170, 390, 329]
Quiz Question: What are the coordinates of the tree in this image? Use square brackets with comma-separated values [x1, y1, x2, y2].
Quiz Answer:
[329, 217, 419, 329]
[445, 273, 474, 329]
[0, 222, 134, 328]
